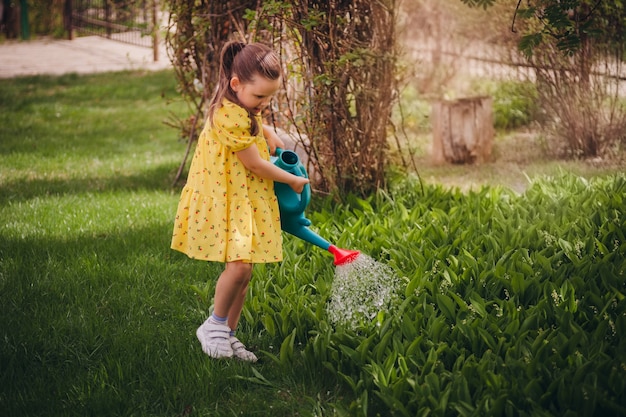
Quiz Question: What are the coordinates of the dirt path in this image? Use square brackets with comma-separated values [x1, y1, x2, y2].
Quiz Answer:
[0, 36, 170, 79]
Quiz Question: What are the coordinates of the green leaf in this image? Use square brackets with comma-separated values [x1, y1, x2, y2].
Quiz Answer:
[262, 313, 276, 336]
[477, 327, 497, 351]
[517, 7, 537, 19]
[436, 293, 456, 321]
[338, 371, 361, 393]
[279, 328, 296, 366]
[468, 292, 487, 318]
[233, 367, 275, 387]
[519, 33, 543, 57]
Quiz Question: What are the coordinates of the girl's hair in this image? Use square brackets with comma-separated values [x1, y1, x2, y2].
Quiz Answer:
[208, 41, 281, 136]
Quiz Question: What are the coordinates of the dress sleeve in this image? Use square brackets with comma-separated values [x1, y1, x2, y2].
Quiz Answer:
[213, 101, 258, 152]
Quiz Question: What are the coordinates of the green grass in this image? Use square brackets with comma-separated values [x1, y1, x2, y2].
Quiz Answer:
[1, 70, 625, 417]
[0, 71, 336, 416]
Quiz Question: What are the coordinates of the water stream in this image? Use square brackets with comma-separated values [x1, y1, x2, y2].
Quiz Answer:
[326, 253, 401, 329]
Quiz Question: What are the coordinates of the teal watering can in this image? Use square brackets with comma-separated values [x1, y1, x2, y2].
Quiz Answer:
[272, 148, 360, 266]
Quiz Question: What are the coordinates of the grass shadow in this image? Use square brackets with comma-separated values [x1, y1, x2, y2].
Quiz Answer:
[0, 222, 233, 416]
[0, 164, 181, 204]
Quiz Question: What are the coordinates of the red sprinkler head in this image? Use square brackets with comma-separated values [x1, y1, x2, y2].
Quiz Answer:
[328, 245, 361, 266]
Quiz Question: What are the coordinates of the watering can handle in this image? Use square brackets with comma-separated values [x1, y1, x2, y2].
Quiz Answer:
[300, 179, 311, 210]
[274, 147, 310, 211]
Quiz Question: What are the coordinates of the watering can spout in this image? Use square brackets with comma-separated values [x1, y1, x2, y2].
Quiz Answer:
[328, 245, 361, 266]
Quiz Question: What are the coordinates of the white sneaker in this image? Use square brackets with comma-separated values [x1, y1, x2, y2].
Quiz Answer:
[196, 321, 233, 359]
[229, 336, 258, 362]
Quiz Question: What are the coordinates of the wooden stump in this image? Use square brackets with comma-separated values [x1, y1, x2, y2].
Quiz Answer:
[431, 96, 494, 164]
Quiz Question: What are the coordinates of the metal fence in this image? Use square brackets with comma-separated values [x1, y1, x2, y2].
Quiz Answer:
[68, 0, 159, 60]
[406, 36, 626, 94]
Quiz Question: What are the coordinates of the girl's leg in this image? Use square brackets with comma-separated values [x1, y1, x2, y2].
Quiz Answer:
[197, 261, 252, 359]
[218, 262, 258, 362]
[227, 271, 250, 331]
[213, 261, 252, 319]
[227, 276, 258, 362]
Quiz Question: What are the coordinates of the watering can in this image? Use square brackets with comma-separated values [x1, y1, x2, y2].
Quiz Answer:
[271, 148, 360, 266]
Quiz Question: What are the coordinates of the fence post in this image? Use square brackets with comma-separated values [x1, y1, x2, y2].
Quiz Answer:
[64, 0, 73, 40]
[431, 96, 494, 164]
[19, 0, 29, 39]
[152, 0, 159, 62]
[105, 0, 111, 38]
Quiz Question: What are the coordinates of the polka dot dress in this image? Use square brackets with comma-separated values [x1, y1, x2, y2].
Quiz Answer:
[171, 100, 283, 263]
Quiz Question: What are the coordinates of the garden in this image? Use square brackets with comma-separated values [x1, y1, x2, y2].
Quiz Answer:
[0, 68, 624, 416]
[3, 3, 626, 416]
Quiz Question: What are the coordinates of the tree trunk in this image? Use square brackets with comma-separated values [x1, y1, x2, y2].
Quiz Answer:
[431, 96, 494, 164]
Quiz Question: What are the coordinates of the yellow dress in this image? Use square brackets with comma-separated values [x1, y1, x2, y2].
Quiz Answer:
[171, 99, 283, 263]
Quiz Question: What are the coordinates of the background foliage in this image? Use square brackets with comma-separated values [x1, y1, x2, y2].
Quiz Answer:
[504, 0, 626, 158]
[409, 0, 626, 159]
[164, 0, 398, 197]
[460, 0, 626, 55]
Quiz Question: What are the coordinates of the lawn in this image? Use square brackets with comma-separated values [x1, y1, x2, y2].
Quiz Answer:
[1, 70, 625, 417]
[0, 70, 340, 416]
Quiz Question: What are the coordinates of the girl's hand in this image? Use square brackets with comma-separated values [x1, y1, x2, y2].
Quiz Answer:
[290, 176, 309, 194]
[263, 124, 285, 155]
[237, 144, 309, 191]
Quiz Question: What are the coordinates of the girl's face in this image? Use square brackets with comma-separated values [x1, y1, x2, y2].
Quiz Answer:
[230, 74, 281, 115]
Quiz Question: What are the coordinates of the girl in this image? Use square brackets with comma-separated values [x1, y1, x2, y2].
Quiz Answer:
[171, 41, 309, 362]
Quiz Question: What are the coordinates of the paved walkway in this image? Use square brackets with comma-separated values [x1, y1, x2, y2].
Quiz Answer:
[0, 36, 171, 79]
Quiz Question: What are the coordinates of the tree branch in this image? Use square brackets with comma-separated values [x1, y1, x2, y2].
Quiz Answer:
[511, 0, 522, 33]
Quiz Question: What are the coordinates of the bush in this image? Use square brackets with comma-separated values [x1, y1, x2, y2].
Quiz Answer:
[473, 79, 539, 131]
[29, 0, 66, 38]
[492, 80, 539, 131]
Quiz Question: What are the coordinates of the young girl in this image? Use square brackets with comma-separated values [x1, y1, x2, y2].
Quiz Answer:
[171, 41, 309, 362]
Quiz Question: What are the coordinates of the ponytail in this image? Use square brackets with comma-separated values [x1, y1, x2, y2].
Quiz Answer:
[208, 42, 245, 130]
[207, 41, 281, 137]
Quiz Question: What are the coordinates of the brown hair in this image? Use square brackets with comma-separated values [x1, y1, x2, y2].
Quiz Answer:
[208, 41, 281, 136]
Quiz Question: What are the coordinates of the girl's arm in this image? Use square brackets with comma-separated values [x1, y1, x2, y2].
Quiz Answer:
[262, 124, 285, 155]
[237, 143, 309, 193]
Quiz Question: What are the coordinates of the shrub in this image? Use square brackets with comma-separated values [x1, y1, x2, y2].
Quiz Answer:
[491, 80, 539, 130]
[471, 79, 539, 131]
